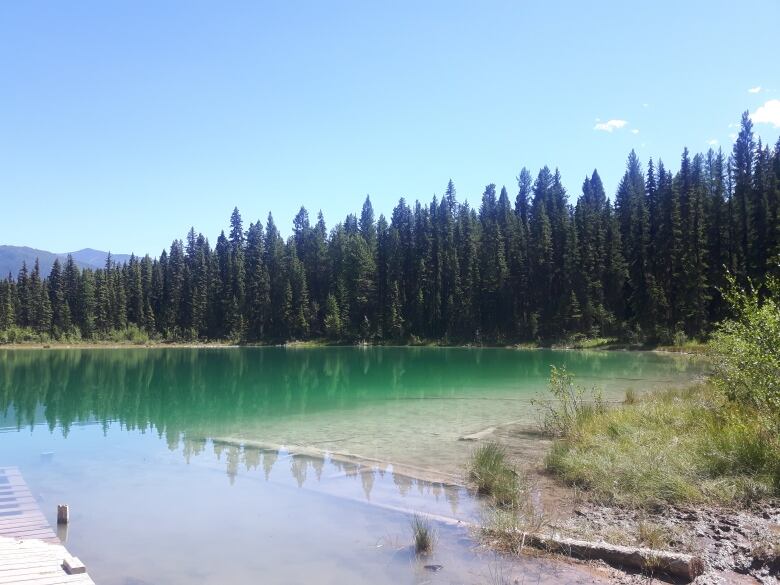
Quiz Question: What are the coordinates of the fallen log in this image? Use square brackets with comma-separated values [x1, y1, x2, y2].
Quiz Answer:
[485, 528, 705, 582]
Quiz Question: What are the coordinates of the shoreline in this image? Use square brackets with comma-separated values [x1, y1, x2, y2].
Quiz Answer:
[0, 338, 707, 355]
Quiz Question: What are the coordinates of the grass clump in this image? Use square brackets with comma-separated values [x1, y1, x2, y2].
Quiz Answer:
[410, 514, 435, 555]
[467, 442, 521, 508]
[636, 520, 672, 550]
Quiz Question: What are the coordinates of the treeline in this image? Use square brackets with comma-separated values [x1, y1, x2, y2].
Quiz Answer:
[1, 113, 778, 344]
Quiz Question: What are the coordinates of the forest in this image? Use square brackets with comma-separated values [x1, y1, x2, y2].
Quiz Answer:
[1, 112, 779, 345]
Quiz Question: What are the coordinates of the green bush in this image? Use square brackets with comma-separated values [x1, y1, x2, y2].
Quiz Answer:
[104, 325, 151, 344]
[711, 271, 780, 416]
[0, 326, 49, 344]
[534, 365, 605, 438]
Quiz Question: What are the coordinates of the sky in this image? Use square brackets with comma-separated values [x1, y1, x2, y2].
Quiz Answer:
[2, 1, 779, 256]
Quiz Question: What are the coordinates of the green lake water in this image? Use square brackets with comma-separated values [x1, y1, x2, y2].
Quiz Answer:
[0, 347, 706, 584]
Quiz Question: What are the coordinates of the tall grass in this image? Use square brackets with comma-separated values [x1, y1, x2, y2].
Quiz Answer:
[467, 442, 521, 508]
[409, 514, 435, 555]
[544, 274, 780, 508]
[545, 384, 780, 507]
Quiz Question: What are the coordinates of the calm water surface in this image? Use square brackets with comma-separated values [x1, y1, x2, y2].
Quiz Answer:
[0, 347, 705, 584]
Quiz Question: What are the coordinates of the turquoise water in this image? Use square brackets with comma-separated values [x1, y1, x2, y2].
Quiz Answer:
[0, 347, 704, 584]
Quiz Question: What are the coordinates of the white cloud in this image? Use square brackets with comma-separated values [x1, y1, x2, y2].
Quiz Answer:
[728, 133, 737, 140]
[707, 139, 718, 146]
[594, 119, 628, 132]
[751, 99, 780, 128]
[631, 129, 640, 135]
[642, 103, 649, 108]
[748, 86, 762, 94]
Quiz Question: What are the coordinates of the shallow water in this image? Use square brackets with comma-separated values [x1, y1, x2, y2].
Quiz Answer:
[0, 347, 705, 584]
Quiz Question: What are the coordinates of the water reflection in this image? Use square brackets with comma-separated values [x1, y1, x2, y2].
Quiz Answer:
[0, 347, 703, 440]
[202, 438, 469, 518]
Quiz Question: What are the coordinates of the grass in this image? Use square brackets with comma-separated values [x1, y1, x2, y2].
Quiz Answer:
[410, 514, 435, 555]
[545, 383, 780, 507]
[467, 442, 522, 508]
[468, 443, 549, 555]
[636, 520, 672, 549]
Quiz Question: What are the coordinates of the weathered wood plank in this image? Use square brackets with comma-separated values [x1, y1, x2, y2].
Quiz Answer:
[0, 517, 52, 529]
[0, 468, 95, 585]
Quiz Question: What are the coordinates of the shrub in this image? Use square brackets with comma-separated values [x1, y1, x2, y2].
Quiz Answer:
[104, 325, 151, 344]
[0, 326, 48, 344]
[534, 366, 605, 438]
[710, 271, 780, 416]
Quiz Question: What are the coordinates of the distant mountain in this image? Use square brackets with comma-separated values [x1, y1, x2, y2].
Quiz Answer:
[0, 246, 132, 279]
[68, 248, 133, 269]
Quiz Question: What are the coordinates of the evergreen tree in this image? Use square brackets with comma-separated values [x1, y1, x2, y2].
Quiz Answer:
[2, 112, 775, 347]
[732, 111, 755, 278]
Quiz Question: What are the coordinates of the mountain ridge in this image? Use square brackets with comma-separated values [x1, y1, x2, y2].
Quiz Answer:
[0, 245, 132, 278]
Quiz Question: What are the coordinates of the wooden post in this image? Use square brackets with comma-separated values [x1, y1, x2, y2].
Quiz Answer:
[57, 504, 69, 525]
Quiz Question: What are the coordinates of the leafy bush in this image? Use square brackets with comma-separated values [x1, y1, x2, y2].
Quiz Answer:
[711, 271, 780, 416]
[104, 325, 151, 344]
[534, 366, 605, 437]
[0, 326, 49, 344]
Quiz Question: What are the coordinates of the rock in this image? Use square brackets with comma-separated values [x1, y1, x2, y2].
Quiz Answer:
[423, 564, 443, 572]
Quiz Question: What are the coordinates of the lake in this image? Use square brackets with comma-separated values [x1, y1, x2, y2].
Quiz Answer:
[0, 347, 705, 584]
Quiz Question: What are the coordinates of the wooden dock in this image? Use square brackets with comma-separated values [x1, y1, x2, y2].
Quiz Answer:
[0, 467, 95, 584]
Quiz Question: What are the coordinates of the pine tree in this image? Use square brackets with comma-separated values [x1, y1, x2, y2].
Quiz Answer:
[16, 262, 30, 328]
[245, 221, 270, 340]
[0, 278, 16, 330]
[228, 208, 246, 335]
[732, 111, 755, 279]
[530, 168, 555, 336]
[10, 117, 774, 346]
[438, 181, 460, 338]
[323, 293, 341, 339]
[615, 151, 655, 332]
[478, 184, 508, 337]
[344, 233, 376, 337]
[48, 259, 71, 335]
[79, 269, 96, 338]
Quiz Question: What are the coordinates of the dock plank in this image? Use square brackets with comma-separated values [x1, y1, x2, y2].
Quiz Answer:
[0, 468, 95, 585]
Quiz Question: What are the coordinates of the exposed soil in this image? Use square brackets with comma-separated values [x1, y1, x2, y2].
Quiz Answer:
[538, 494, 780, 583]
[479, 420, 780, 583]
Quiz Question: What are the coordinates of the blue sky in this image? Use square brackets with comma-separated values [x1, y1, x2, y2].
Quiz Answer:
[2, 1, 779, 255]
